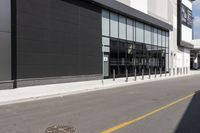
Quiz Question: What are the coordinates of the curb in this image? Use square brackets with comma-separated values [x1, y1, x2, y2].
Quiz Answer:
[0, 73, 199, 106]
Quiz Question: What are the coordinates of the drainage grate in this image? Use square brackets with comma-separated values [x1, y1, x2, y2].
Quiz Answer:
[45, 125, 76, 133]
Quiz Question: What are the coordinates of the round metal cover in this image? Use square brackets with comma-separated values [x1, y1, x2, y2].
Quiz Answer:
[45, 125, 76, 133]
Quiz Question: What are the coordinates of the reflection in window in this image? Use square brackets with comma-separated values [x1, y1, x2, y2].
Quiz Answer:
[102, 10, 110, 36]
[158, 29, 162, 46]
[119, 16, 126, 39]
[144, 25, 152, 44]
[136, 21, 144, 43]
[101, 9, 170, 76]
[166, 32, 169, 48]
[127, 19, 133, 41]
[162, 31, 166, 47]
[153, 28, 158, 46]
[110, 12, 118, 38]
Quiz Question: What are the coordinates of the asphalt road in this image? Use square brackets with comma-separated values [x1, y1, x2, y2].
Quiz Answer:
[0, 74, 200, 133]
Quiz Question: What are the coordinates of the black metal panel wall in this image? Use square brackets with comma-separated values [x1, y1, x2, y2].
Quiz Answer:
[16, 0, 102, 79]
[0, 0, 12, 81]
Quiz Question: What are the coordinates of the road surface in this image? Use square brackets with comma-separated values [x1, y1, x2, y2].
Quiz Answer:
[0, 74, 200, 133]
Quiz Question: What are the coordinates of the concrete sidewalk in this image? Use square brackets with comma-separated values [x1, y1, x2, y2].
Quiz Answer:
[0, 70, 200, 106]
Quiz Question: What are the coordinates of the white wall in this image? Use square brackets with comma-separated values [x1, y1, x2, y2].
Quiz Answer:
[117, 0, 148, 14]
[182, 25, 192, 42]
[173, 16, 177, 29]
[176, 52, 183, 68]
[130, 0, 147, 14]
[183, 48, 190, 67]
[176, 48, 190, 68]
[147, 0, 169, 23]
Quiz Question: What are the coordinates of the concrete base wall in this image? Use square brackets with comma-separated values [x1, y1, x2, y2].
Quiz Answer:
[0, 81, 14, 90]
[16, 74, 102, 88]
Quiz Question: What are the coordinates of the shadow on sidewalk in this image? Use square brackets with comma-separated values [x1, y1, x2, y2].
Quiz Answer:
[174, 91, 200, 133]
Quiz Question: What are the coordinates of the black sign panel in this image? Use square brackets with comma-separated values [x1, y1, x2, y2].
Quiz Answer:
[181, 4, 192, 28]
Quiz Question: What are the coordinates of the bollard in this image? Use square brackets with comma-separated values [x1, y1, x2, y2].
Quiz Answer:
[184, 67, 186, 74]
[142, 69, 144, 80]
[177, 68, 179, 75]
[181, 68, 182, 75]
[155, 68, 157, 78]
[185, 67, 186, 74]
[134, 68, 137, 81]
[113, 69, 115, 81]
[160, 68, 162, 77]
[169, 68, 171, 76]
[165, 70, 167, 77]
[149, 68, 151, 79]
[184, 67, 185, 74]
[173, 68, 175, 76]
[125, 68, 128, 82]
[182, 68, 184, 75]
[180, 68, 182, 75]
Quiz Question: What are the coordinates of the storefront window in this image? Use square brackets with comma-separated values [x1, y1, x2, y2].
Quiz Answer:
[136, 21, 144, 43]
[110, 12, 118, 38]
[119, 15, 126, 40]
[101, 9, 169, 77]
[127, 18, 133, 41]
[153, 28, 158, 46]
[144, 25, 152, 44]
[102, 10, 110, 36]
[158, 29, 162, 46]
[162, 31, 166, 47]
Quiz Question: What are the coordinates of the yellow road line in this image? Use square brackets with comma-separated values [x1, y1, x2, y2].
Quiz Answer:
[101, 93, 194, 133]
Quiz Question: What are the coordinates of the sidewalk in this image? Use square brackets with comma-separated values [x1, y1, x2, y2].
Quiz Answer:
[0, 70, 200, 106]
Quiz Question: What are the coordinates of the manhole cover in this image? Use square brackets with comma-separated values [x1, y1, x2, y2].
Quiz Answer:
[45, 125, 76, 133]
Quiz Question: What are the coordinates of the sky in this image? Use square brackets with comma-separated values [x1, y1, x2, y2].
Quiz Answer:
[193, 0, 200, 39]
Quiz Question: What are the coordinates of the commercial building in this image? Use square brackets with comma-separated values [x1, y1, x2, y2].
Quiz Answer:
[0, 0, 195, 89]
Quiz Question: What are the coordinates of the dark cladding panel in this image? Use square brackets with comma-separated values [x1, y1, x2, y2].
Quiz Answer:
[0, 33, 11, 81]
[16, 0, 102, 79]
[0, 0, 11, 32]
[0, 0, 11, 81]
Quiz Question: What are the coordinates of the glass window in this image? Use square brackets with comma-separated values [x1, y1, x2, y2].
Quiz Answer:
[102, 10, 110, 36]
[110, 12, 118, 38]
[158, 29, 162, 46]
[102, 37, 110, 46]
[127, 18, 133, 41]
[166, 32, 169, 48]
[136, 21, 144, 43]
[153, 28, 158, 45]
[144, 25, 152, 44]
[119, 15, 126, 40]
[162, 31, 166, 47]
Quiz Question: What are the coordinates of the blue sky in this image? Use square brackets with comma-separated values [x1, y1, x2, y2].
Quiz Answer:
[193, 0, 200, 39]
